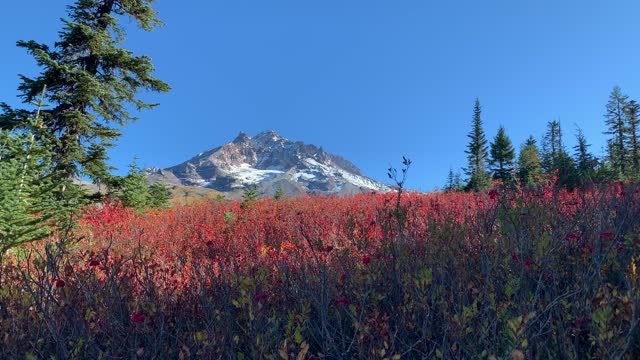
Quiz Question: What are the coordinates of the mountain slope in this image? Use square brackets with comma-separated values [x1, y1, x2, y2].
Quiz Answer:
[145, 130, 389, 198]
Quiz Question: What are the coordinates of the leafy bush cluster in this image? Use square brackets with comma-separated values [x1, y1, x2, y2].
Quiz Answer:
[0, 181, 639, 358]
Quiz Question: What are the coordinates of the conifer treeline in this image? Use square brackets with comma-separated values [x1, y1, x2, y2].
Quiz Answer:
[0, 0, 169, 256]
[447, 86, 640, 191]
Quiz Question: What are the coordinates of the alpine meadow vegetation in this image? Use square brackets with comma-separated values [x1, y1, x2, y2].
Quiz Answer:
[1, 180, 640, 358]
[2, 1, 640, 359]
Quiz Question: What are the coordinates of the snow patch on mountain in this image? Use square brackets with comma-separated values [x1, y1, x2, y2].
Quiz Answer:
[225, 163, 284, 188]
[292, 172, 316, 181]
[147, 130, 390, 197]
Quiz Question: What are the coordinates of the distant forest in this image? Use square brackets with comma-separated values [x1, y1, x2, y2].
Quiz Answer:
[447, 86, 639, 192]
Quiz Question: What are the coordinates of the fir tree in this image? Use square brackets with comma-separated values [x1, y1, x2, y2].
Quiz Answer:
[273, 187, 284, 200]
[573, 128, 596, 184]
[541, 120, 576, 187]
[445, 167, 463, 192]
[541, 120, 563, 174]
[445, 167, 456, 191]
[147, 183, 170, 209]
[119, 160, 149, 211]
[242, 185, 259, 203]
[464, 98, 490, 192]
[0, 89, 70, 262]
[453, 172, 463, 191]
[604, 86, 629, 177]
[517, 136, 542, 186]
[116, 159, 169, 211]
[0, 0, 170, 192]
[624, 99, 640, 176]
[489, 125, 516, 183]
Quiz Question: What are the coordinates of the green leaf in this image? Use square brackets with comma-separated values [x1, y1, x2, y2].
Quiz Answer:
[294, 328, 303, 344]
[592, 306, 611, 325]
[507, 315, 523, 339]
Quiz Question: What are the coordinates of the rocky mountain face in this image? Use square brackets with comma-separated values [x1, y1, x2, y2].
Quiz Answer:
[144, 130, 389, 198]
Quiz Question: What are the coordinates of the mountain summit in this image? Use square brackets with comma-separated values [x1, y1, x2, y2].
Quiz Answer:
[145, 130, 389, 197]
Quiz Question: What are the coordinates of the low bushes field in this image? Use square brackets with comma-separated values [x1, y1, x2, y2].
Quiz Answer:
[1, 181, 640, 359]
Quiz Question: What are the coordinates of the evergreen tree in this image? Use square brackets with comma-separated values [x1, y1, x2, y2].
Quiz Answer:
[0, 90, 71, 262]
[541, 120, 563, 174]
[541, 120, 576, 187]
[624, 99, 640, 176]
[489, 125, 516, 183]
[116, 160, 169, 211]
[0, 0, 170, 192]
[119, 160, 149, 211]
[453, 172, 463, 191]
[464, 98, 490, 192]
[573, 128, 596, 184]
[243, 185, 259, 202]
[604, 86, 629, 177]
[273, 187, 284, 200]
[445, 167, 464, 192]
[147, 183, 170, 209]
[517, 136, 542, 186]
[445, 167, 456, 191]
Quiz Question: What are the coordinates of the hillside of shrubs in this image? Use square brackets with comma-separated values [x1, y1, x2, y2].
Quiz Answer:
[1, 180, 639, 358]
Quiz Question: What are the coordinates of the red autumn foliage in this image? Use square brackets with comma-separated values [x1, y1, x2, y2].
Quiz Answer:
[523, 259, 534, 267]
[1, 181, 639, 358]
[254, 293, 268, 302]
[488, 189, 498, 200]
[131, 312, 145, 324]
[335, 297, 349, 306]
[600, 231, 615, 241]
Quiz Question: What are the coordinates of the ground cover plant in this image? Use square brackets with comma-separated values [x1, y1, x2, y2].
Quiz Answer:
[1, 180, 639, 359]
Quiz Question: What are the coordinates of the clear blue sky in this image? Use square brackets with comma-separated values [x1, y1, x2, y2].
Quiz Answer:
[2, 1, 640, 191]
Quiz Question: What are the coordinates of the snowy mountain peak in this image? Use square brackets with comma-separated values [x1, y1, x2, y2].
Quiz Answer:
[253, 129, 284, 142]
[146, 131, 390, 198]
[232, 131, 251, 144]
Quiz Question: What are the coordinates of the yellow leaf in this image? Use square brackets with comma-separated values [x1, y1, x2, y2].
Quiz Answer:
[297, 342, 309, 360]
[279, 349, 289, 360]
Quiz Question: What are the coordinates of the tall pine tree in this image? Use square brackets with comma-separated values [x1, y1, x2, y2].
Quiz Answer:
[624, 99, 640, 176]
[541, 120, 575, 187]
[604, 86, 629, 177]
[444, 167, 463, 192]
[573, 128, 596, 185]
[0, 0, 170, 193]
[464, 98, 490, 192]
[489, 125, 516, 183]
[517, 136, 542, 186]
[541, 120, 562, 174]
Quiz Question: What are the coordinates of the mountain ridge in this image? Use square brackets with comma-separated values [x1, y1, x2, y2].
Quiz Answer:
[144, 130, 389, 198]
